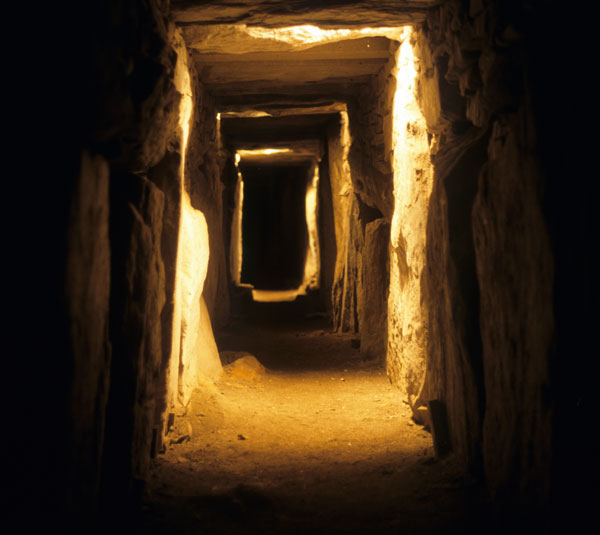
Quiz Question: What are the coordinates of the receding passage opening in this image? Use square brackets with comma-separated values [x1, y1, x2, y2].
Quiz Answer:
[240, 163, 309, 291]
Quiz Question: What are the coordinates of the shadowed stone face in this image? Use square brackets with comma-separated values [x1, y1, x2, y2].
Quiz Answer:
[172, 1, 434, 28]
[51, 2, 581, 526]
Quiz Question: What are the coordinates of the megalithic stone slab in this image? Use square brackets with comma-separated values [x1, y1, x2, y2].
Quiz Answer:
[428, 399, 452, 458]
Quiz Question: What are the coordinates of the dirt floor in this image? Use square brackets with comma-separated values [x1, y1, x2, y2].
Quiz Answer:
[137, 297, 490, 534]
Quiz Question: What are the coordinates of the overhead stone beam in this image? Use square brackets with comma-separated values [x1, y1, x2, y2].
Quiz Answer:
[172, 0, 433, 28]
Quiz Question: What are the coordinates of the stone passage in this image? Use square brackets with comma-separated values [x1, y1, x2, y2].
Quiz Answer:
[27, 1, 591, 533]
[139, 303, 484, 534]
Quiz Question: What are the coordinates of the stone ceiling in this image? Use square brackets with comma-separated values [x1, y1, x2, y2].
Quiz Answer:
[172, 1, 435, 28]
[192, 37, 393, 104]
[173, 1, 436, 154]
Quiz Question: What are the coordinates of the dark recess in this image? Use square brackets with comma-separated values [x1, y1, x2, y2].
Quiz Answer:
[240, 164, 309, 290]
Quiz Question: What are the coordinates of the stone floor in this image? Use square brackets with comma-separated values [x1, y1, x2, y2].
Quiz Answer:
[136, 297, 490, 534]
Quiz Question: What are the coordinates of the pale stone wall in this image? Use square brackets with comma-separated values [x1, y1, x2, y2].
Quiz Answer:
[167, 30, 224, 412]
[186, 57, 230, 329]
[386, 30, 435, 409]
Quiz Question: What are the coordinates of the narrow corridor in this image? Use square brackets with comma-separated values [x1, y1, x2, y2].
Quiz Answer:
[30, 2, 592, 533]
[139, 298, 484, 534]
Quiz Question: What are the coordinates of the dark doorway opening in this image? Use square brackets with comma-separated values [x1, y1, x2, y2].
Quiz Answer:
[240, 164, 309, 290]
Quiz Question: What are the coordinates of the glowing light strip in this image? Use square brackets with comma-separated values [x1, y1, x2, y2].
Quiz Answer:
[387, 27, 434, 401]
[236, 148, 293, 159]
[230, 164, 244, 286]
[244, 25, 403, 45]
[302, 163, 320, 291]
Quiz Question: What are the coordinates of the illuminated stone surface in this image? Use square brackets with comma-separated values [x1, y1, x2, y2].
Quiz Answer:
[386, 28, 434, 412]
[39, 0, 590, 529]
[176, 197, 222, 407]
[168, 36, 225, 414]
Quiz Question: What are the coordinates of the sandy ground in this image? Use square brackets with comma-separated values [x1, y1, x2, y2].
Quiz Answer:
[138, 299, 488, 534]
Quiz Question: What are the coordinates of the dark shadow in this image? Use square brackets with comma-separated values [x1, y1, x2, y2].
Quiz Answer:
[215, 295, 368, 373]
[240, 164, 309, 290]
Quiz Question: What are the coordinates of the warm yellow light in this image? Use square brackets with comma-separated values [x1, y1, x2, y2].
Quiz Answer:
[245, 24, 351, 44]
[169, 43, 222, 412]
[230, 165, 244, 286]
[222, 111, 272, 118]
[244, 25, 404, 46]
[237, 148, 293, 159]
[251, 289, 302, 302]
[387, 27, 434, 406]
[301, 163, 320, 291]
[178, 69, 193, 170]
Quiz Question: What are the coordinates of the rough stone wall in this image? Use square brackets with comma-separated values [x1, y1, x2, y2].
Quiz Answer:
[414, 0, 556, 509]
[359, 219, 390, 361]
[386, 30, 435, 410]
[346, 42, 398, 360]
[348, 40, 398, 222]
[421, 127, 487, 469]
[36, 0, 228, 525]
[347, 30, 435, 390]
[412, 19, 488, 471]
[174, 194, 222, 408]
[317, 154, 337, 318]
[166, 31, 224, 414]
[65, 0, 182, 524]
[104, 169, 166, 507]
[474, 106, 553, 504]
[65, 151, 112, 521]
[327, 115, 361, 333]
[186, 63, 230, 329]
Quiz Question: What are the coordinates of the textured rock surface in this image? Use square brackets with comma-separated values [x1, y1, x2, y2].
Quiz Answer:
[172, 1, 434, 27]
[358, 219, 389, 361]
[327, 114, 361, 333]
[186, 61, 230, 329]
[416, 0, 557, 509]
[165, 32, 226, 418]
[317, 155, 337, 317]
[58, 2, 230, 522]
[175, 195, 223, 407]
[408, 15, 488, 472]
[348, 41, 398, 220]
[47, 0, 590, 527]
[386, 30, 434, 410]
[65, 150, 111, 517]
[473, 107, 553, 504]
[190, 37, 391, 104]
[102, 169, 166, 516]
[422, 130, 487, 467]
[79, 0, 180, 171]
[117, 173, 166, 482]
